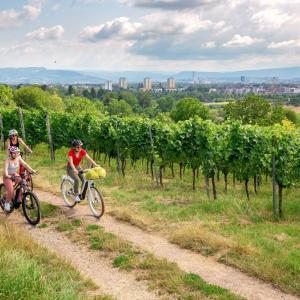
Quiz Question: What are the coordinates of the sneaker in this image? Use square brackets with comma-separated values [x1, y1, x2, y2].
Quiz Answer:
[74, 195, 81, 203]
[4, 202, 11, 212]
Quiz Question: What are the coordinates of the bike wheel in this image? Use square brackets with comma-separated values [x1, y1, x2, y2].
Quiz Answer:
[0, 183, 6, 211]
[88, 186, 105, 218]
[61, 178, 76, 207]
[22, 192, 40, 225]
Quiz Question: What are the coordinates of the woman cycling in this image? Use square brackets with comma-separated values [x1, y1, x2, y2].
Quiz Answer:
[6, 129, 32, 155]
[67, 139, 99, 202]
[3, 146, 37, 212]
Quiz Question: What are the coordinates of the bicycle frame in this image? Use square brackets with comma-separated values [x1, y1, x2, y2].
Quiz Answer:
[61, 174, 94, 201]
[79, 179, 94, 200]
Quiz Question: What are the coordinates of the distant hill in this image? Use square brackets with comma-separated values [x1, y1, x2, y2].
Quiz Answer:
[1, 66, 300, 84]
[0, 67, 105, 84]
[81, 70, 171, 82]
[174, 67, 300, 81]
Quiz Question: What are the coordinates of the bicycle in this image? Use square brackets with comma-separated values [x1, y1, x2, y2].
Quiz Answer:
[0, 173, 40, 225]
[60, 169, 105, 218]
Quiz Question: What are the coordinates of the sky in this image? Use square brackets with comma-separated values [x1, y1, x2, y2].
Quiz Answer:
[0, 0, 300, 72]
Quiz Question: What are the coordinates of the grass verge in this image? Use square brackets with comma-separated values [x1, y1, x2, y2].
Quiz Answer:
[0, 219, 112, 300]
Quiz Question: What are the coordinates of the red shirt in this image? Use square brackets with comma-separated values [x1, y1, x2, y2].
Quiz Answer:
[68, 149, 86, 167]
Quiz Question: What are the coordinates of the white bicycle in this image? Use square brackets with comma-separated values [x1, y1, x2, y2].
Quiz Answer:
[60, 169, 105, 218]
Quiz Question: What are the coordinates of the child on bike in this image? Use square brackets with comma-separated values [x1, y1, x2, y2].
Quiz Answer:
[67, 139, 99, 202]
[3, 146, 37, 212]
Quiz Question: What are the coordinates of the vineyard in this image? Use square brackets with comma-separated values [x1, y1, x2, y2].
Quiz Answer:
[1, 108, 300, 217]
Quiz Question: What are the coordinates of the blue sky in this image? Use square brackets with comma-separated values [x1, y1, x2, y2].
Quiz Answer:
[0, 0, 300, 71]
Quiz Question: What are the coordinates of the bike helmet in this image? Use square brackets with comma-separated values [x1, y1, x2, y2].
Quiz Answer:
[9, 146, 20, 154]
[9, 129, 18, 137]
[71, 139, 83, 147]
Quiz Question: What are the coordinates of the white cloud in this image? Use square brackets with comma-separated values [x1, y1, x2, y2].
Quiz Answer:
[268, 40, 300, 49]
[0, 1, 43, 29]
[251, 9, 291, 31]
[223, 34, 263, 47]
[80, 13, 222, 42]
[120, 0, 221, 10]
[202, 41, 215, 48]
[79, 17, 141, 41]
[26, 25, 64, 40]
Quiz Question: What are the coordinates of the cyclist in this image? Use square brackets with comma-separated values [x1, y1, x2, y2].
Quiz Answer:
[6, 129, 32, 155]
[3, 146, 37, 212]
[67, 139, 99, 202]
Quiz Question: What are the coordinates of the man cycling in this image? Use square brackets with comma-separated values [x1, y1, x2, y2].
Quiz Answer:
[67, 139, 99, 202]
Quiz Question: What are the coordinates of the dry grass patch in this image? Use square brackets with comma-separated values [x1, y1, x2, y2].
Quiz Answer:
[109, 208, 151, 231]
[170, 223, 258, 257]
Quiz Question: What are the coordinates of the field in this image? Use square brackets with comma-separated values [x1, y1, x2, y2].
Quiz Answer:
[9, 143, 299, 297]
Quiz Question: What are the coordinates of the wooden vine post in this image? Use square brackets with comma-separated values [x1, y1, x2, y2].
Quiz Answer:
[0, 113, 4, 150]
[272, 137, 277, 217]
[148, 125, 159, 187]
[45, 112, 55, 161]
[18, 108, 26, 140]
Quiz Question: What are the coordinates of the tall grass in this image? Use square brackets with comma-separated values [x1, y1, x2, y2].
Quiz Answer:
[0, 220, 100, 299]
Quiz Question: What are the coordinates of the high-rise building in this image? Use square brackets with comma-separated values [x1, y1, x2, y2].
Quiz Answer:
[167, 77, 176, 90]
[241, 76, 246, 83]
[119, 77, 128, 89]
[104, 81, 112, 91]
[143, 77, 152, 91]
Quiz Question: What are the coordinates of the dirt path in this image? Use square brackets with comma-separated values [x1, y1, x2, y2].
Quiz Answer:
[37, 189, 300, 300]
[5, 213, 159, 300]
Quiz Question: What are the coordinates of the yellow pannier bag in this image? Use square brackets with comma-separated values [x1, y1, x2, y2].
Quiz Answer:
[85, 167, 107, 180]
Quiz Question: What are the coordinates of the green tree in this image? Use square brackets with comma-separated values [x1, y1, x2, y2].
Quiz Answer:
[284, 108, 299, 125]
[0, 85, 16, 108]
[65, 96, 98, 115]
[224, 95, 271, 125]
[108, 99, 132, 116]
[14, 86, 65, 111]
[270, 104, 286, 124]
[67, 85, 75, 96]
[119, 91, 138, 107]
[103, 92, 118, 105]
[157, 96, 175, 112]
[171, 97, 209, 122]
[137, 92, 152, 108]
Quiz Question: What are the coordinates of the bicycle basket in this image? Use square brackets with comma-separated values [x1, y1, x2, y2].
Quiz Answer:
[85, 167, 107, 180]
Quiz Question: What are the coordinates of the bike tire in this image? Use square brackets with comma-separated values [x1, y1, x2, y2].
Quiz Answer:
[0, 183, 6, 211]
[88, 186, 105, 218]
[22, 191, 41, 225]
[61, 178, 77, 208]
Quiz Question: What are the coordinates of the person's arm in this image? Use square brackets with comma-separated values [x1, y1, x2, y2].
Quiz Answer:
[68, 156, 79, 175]
[18, 138, 32, 154]
[4, 159, 10, 178]
[19, 157, 36, 174]
[85, 153, 99, 167]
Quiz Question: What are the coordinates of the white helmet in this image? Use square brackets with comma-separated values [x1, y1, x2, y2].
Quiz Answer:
[9, 146, 20, 154]
[9, 129, 18, 137]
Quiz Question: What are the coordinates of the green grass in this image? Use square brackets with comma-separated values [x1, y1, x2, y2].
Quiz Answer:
[5, 144, 299, 295]
[0, 220, 106, 300]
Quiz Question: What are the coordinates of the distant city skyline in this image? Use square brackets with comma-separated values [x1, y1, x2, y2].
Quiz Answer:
[0, 0, 299, 72]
